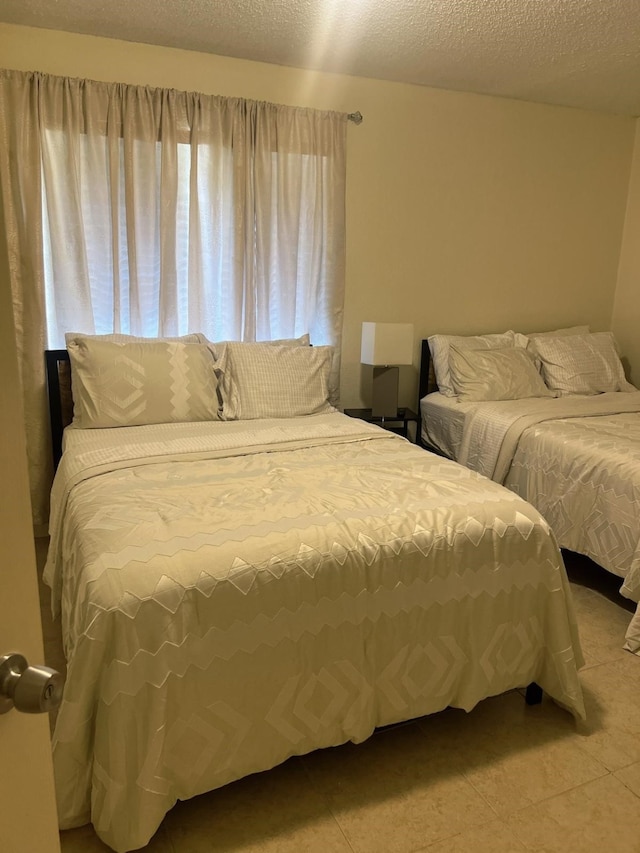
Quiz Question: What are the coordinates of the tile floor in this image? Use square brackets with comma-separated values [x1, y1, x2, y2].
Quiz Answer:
[36, 542, 640, 853]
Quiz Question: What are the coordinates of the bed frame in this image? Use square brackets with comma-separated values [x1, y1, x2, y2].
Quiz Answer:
[45, 349, 72, 469]
[416, 339, 445, 453]
[418, 338, 438, 401]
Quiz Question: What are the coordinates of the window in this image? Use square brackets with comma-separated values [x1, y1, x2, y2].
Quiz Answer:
[37, 87, 346, 354]
[1, 69, 347, 526]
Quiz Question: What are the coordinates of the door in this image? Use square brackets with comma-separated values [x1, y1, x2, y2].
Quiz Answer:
[0, 219, 61, 850]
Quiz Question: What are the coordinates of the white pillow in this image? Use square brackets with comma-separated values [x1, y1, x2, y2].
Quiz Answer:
[68, 339, 220, 428]
[515, 325, 591, 370]
[207, 334, 310, 359]
[513, 324, 590, 350]
[215, 342, 335, 420]
[428, 331, 517, 397]
[448, 346, 556, 402]
[65, 332, 206, 346]
[534, 332, 635, 396]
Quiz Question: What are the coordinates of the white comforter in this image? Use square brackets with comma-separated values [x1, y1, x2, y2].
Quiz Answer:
[45, 413, 585, 852]
[454, 392, 640, 653]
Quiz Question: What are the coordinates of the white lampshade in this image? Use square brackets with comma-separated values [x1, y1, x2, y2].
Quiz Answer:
[361, 322, 414, 366]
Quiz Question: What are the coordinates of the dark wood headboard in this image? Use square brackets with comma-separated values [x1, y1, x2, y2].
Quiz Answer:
[418, 339, 438, 406]
[45, 349, 72, 469]
[416, 339, 444, 453]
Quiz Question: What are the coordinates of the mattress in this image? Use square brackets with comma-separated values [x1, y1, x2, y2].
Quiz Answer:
[45, 412, 585, 852]
[420, 391, 471, 458]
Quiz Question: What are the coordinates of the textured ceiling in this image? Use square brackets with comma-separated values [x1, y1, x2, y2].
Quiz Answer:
[3, 0, 640, 116]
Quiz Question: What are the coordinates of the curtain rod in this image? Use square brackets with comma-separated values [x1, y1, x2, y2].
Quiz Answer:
[347, 111, 363, 125]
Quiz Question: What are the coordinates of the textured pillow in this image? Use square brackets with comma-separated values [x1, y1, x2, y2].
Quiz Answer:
[513, 324, 590, 350]
[65, 331, 206, 346]
[207, 334, 310, 359]
[428, 331, 517, 397]
[448, 346, 555, 402]
[515, 325, 591, 370]
[215, 342, 335, 420]
[68, 339, 220, 428]
[530, 324, 589, 338]
[534, 332, 635, 396]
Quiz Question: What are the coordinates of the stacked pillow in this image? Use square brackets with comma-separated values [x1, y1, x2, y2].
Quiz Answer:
[447, 345, 554, 402]
[213, 341, 335, 420]
[66, 335, 219, 428]
[428, 331, 517, 397]
[65, 331, 335, 427]
[515, 325, 589, 372]
[531, 331, 635, 396]
[65, 332, 207, 346]
[428, 326, 636, 402]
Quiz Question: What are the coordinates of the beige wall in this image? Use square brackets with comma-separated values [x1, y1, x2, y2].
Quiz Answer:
[1, 23, 635, 407]
[612, 119, 640, 385]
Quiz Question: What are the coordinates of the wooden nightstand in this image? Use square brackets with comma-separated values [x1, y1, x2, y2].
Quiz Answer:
[343, 407, 419, 443]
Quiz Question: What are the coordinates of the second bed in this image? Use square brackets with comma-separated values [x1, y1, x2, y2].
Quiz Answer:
[419, 330, 640, 654]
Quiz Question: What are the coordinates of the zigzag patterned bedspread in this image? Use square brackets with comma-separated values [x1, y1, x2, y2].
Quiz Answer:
[44, 413, 585, 852]
[455, 392, 640, 654]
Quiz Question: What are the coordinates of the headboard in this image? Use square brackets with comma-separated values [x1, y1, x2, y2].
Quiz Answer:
[418, 339, 438, 404]
[45, 349, 72, 469]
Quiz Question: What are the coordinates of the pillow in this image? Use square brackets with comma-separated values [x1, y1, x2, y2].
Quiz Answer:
[68, 339, 220, 428]
[207, 334, 310, 359]
[65, 331, 206, 346]
[448, 345, 556, 402]
[515, 325, 591, 370]
[428, 331, 517, 397]
[215, 342, 335, 420]
[514, 325, 590, 350]
[533, 332, 635, 396]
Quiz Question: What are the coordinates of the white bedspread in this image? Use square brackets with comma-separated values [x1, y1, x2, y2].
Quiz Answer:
[453, 393, 640, 654]
[45, 413, 585, 852]
[457, 392, 640, 483]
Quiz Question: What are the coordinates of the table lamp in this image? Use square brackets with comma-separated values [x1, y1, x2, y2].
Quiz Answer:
[361, 322, 414, 418]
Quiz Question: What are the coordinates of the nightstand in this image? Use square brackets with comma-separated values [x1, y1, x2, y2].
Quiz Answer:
[343, 407, 419, 443]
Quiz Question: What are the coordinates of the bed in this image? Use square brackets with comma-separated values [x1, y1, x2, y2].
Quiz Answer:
[418, 328, 640, 656]
[44, 335, 585, 852]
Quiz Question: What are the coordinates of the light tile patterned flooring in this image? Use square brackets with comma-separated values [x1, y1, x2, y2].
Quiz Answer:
[36, 541, 640, 853]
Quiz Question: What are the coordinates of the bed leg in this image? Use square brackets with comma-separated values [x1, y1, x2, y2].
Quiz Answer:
[525, 682, 543, 705]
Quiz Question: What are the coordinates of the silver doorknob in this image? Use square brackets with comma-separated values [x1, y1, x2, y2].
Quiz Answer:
[0, 653, 63, 715]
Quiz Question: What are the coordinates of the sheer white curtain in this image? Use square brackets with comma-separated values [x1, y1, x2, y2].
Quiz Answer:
[0, 70, 347, 527]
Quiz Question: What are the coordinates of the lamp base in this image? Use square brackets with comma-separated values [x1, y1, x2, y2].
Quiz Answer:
[371, 366, 399, 418]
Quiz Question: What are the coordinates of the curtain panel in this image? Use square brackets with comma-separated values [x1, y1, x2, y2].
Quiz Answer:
[0, 69, 347, 528]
